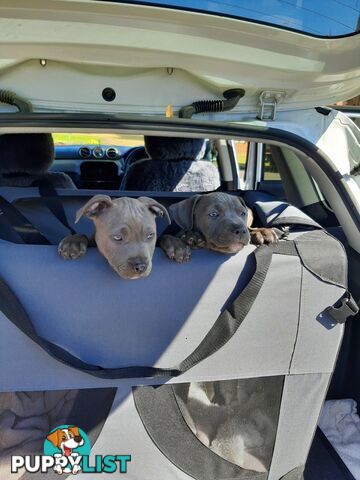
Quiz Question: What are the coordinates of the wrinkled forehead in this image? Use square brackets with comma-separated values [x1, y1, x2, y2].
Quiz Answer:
[199, 193, 246, 213]
[102, 198, 154, 228]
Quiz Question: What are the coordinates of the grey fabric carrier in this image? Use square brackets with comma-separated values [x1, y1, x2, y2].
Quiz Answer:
[0, 188, 354, 480]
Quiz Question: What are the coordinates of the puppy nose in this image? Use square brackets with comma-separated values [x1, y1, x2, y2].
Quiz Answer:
[74, 435, 82, 443]
[134, 262, 147, 274]
[129, 259, 148, 274]
[232, 225, 247, 235]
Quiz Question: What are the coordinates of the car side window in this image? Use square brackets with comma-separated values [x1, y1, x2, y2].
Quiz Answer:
[262, 145, 281, 182]
[256, 144, 285, 199]
[232, 140, 249, 183]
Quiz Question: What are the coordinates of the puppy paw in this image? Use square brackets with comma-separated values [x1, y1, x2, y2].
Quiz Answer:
[250, 228, 278, 246]
[159, 235, 191, 263]
[179, 230, 206, 249]
[58, 234, 89, 260]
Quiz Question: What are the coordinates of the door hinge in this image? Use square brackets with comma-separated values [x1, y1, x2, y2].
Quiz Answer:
[257, 91, 286, 121]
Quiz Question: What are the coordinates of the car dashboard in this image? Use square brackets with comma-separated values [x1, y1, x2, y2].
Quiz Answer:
[51, 144, 146, 189]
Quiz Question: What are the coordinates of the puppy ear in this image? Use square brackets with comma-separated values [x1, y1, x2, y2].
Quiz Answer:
[237, 196, 247, 209]
[169, 195, 201, 230]
[75, 195, 113, 223]
[138, 197, 171, 225]
[47, 430, 60, 447]
[236, 196, 253, 228]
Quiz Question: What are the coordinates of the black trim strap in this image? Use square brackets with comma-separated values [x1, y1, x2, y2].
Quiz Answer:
[0, 244, 273, 379]
[271, 215, 321, 229]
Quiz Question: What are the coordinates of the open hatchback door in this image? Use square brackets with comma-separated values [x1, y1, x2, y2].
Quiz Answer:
[0, 0, 359, 117]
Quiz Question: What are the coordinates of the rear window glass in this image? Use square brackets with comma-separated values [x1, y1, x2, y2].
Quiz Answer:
[117, 0, 360, 37]
[51, 134, 221, 192]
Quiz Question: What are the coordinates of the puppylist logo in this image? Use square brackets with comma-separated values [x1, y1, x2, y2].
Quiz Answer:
[11, 425, 131, 475]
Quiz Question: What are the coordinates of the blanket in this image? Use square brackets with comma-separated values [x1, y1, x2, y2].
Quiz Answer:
[0, 390, 77, 479]
[319, 398, 360, 479]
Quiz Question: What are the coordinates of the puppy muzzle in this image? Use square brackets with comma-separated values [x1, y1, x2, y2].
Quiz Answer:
[114, 259, 152, 280]
[208, 227, 250, 253]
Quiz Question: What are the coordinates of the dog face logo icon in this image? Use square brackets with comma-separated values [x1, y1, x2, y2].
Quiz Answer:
[12, 423, 130, 475]
[44, 425, 90, 475]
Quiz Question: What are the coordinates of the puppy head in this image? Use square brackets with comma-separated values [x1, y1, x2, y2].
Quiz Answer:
[76, 195, 170, 279]
[47, 426, 84, 452]
[170, 192, 252, 254]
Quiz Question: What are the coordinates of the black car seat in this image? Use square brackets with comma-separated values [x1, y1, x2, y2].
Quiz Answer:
[120, 136, 220, 192]
[0, 133, 76, 188]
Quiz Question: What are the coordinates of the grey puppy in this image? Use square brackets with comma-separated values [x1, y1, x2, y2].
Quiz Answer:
[160, 192, 278, 262]
[58, 195, 170, 280]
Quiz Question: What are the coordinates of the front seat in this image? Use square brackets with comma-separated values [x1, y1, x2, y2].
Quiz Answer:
[120, 136, 220, 192]
[0, 133, 76, 188]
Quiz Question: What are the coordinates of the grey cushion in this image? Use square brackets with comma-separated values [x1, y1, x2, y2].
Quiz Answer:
[144, 136, 206, 161]
[121, 158, 220, 192]
[121, 136, 220, 192]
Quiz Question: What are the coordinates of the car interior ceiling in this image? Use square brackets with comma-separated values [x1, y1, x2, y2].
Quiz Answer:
[0, 131, 358, 480]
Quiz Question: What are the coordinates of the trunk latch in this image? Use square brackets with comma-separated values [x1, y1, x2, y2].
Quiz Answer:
[257, 91, 286, 120]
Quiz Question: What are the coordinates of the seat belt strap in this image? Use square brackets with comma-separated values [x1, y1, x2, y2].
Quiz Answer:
[0, 196, 51, 245]
[36, 179, 76, 235]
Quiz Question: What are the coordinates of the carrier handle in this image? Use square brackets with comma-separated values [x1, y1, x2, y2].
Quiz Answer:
[0, 245, 273, 379]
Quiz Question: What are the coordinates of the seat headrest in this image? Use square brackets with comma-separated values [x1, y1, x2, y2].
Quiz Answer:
[0, 133, 54, 175]
[144, 136, 206, 162]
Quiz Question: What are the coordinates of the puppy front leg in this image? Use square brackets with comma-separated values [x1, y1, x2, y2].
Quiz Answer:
[159, 234, 191, 263]
[246, 207, 279, 246]
[178, 229, 206, 249]
[249, 228, 279, 246]
[58, 233, 93, 260]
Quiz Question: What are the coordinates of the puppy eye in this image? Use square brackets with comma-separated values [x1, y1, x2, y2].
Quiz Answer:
[241, 212, 246, 217]
[147, 232, 155, 240]
[209, 211, 219, 218]
[113, 235, 123, 241]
